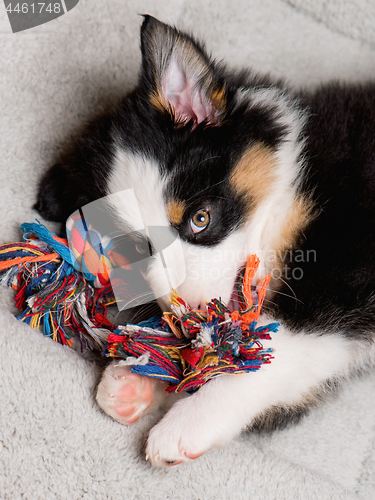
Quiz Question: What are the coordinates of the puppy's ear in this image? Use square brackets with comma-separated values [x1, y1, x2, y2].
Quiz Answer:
[140, 15, 227, 127]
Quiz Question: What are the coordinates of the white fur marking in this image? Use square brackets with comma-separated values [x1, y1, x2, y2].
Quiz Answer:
[106, 146, 186, 303]
[106, 147, 170, 228]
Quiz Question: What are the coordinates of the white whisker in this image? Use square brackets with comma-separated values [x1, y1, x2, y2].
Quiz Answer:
[267, 286, 304, 304]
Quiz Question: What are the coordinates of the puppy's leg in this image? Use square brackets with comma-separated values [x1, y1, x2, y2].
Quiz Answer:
[96, 361, 180, 425]
[145, 321, 368, 467]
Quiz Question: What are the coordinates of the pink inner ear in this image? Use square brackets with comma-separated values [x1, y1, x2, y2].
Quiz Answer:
[162, 57, 217, 127]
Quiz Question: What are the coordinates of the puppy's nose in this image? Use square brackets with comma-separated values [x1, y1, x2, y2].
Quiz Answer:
[188, 300, 203, 310]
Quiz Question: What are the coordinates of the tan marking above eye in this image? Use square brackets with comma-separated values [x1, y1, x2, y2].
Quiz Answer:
[166, 199, 186, 225]
[230, 143, 277, 213]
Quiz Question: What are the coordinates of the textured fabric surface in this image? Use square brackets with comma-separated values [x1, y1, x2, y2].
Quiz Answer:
[0, 1, 375, 498]
[284, 0, 375, 46]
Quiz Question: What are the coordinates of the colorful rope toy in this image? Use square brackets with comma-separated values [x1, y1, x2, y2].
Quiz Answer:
[0, 221, 117, 350]
[0, 219, 278, 393]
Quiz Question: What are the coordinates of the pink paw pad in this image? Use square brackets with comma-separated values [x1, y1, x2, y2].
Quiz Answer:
[96, 363, 155, 425]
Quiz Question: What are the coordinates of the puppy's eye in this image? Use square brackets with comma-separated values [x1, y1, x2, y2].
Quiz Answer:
[135, 239, 152, 256]
[190, 210, 210, 234]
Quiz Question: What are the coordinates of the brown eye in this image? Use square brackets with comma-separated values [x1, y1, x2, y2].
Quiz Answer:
[190, 209, 210, 234]
[135, 238, 152, 256]
[135, 242, 147, 254]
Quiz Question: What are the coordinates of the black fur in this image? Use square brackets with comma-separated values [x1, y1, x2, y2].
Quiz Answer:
[34, 114, 115, 222]
[270, 83, 375, 339]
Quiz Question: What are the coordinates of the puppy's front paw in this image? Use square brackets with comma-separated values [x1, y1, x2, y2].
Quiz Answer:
[145, 399, 216, 467]
[96, 361, 167, 425]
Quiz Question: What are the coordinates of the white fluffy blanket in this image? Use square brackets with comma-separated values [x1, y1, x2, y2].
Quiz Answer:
[1, 1, 375, 498]
[284, 0, 375, 46]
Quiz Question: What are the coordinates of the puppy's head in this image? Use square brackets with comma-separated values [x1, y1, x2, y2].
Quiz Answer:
[106, 16, 310, 311]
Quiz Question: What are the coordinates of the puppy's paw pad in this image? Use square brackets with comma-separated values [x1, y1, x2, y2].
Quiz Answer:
[96, 363, 154, 425]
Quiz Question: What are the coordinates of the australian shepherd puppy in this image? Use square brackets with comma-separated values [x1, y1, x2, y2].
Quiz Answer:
[35, 16, 375, 467]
